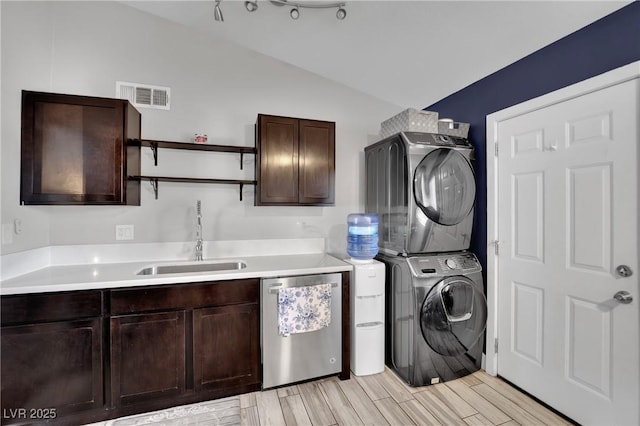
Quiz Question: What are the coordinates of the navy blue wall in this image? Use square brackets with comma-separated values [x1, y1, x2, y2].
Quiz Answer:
[426, 2, 640, 279]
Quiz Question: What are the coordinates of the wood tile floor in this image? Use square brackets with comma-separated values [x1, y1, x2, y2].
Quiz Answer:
[240, 368, 574, 426]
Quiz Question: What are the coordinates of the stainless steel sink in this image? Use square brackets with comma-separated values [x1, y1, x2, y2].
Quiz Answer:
[137, 261, 247, 276]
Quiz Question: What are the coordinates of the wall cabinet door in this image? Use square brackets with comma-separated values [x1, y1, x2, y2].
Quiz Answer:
[110, 311, 186, 407]
[298, 119, 335, 204]
[193, 303, 260, 391]
[256, 114, 335, 206]
[20, 91, 141, 205]
[256, 115, 299, 204]
[0, 318, 103, 417]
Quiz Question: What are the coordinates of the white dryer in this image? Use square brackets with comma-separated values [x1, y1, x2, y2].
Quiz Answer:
[365, 132, 476, 255]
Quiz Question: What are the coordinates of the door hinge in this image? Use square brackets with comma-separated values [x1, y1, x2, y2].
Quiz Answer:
[495, 143, 499, 157]
[491, 240, 500, 256]
[494, 338, 499, 354]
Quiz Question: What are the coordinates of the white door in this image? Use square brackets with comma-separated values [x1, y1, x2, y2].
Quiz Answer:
[487, 63, 639, 426]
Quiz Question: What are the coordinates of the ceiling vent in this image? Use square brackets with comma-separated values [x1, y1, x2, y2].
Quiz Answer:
[116, 81, 170, 110]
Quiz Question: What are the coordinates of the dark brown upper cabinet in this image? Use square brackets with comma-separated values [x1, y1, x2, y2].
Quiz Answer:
[255, 114, 335, 206]
[20, 91, 141, 205]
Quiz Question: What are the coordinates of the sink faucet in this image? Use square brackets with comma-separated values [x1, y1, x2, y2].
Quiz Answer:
[195, 200, 203, 261]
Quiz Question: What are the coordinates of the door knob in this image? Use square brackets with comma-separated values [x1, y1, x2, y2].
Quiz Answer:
[616, 265, 633, 277]
[613, 291, 633, 304]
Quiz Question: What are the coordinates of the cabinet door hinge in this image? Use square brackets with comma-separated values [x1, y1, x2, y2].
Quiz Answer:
[494, 338, 499, 354]
[495, 143, 499, 157]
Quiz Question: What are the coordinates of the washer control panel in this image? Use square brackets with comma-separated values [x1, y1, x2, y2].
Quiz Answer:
[407, 252, 481, 277]
[403, 131, 471, 148]
[439, 254, 480, 272]
[444, 258, 458, 269]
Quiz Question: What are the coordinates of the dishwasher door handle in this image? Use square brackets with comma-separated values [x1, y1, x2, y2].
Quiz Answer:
[267, 281, 339, 294]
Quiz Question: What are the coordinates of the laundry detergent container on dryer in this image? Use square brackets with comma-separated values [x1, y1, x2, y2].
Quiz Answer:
[365, 131, 476, 255]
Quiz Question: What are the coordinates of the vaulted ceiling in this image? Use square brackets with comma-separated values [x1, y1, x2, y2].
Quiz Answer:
[124, 0, 632, 108]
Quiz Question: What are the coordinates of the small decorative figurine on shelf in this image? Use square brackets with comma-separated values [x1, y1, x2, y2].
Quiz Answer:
[194, 133, 208, 143]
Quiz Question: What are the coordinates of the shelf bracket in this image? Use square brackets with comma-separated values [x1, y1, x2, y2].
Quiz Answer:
[150, 179, 159, 199]
[239, 183, 244, 201]
[150, 142, 158, 166]
[240, 152, 244, 170]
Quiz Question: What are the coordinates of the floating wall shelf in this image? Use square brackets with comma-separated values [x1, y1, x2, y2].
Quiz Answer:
[129, 139, 256, 169]
[127, 139, 257, 200]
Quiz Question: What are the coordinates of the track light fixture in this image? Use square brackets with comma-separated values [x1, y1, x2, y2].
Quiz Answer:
[233, 0, 347, 22]
[214, 0, 224, 21]
[244, 0, 258, 12]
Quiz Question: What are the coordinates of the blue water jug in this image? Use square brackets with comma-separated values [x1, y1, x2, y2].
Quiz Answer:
[347, 213, 379, 260]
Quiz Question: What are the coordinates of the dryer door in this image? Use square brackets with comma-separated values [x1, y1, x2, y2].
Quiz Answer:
[414, 149, 475, 226]
[420, 276, 487, 356]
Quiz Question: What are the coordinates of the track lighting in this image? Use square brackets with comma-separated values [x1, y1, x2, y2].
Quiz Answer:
[241, 0, 347, 21]
[215, 0, 348, 23]
[244, 0, 258, 12]
[214, 0, 223, 21]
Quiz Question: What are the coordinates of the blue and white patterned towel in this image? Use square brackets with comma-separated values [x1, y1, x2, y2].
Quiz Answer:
[278, 283, 332, 337]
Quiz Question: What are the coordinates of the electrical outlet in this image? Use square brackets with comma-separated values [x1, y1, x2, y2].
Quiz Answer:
[115, 225, 134, 241]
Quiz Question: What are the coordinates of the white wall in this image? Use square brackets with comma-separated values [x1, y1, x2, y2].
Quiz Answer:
[0, 1, 400, 256]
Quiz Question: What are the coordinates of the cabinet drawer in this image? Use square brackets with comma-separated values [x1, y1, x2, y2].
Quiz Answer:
[1, 290, 103, 326]
[110, 279, 259, 314]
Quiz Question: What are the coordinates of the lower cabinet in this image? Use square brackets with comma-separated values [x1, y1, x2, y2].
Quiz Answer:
[0, 290, 104, 425]
[108, 278, 261, 414]
[110, 311, 187, 407]
[1, 318, 103, 417]
[193, 303, 259, 391]
[0, 279, 261, 425]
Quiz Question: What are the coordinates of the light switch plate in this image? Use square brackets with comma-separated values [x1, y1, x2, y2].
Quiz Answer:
[115, 224, 134, 241]
[14, 219, 22, 234]
[2, 224, 13, 245]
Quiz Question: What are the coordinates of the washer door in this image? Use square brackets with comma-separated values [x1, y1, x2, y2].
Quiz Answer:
[414, 149, 475, 226]
[420, 276, 487, 356]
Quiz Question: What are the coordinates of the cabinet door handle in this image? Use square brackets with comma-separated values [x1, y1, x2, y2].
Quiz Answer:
[267, 281, 338, 294]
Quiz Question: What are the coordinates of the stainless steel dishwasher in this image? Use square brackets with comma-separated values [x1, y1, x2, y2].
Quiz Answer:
[261, 273, 342, 389]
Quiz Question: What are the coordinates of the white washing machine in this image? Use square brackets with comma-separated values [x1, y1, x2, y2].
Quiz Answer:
[377, 252, 486, 386]
[365, 132, 476, 255]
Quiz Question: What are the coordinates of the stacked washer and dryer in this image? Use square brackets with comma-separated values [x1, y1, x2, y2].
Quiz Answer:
[365, 131, 487, 386]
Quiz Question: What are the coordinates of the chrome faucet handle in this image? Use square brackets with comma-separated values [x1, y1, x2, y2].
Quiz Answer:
[195, 242, 203, 261]
[195, 200, 204, 261]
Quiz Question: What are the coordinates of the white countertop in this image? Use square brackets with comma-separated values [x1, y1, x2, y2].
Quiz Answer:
[0, 239, 353, 295]
[0, 253, 352, 295]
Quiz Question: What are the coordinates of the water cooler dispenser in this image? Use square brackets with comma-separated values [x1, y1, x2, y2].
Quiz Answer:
[347, 259, 385, 376]
[346, 213, 385, 376]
